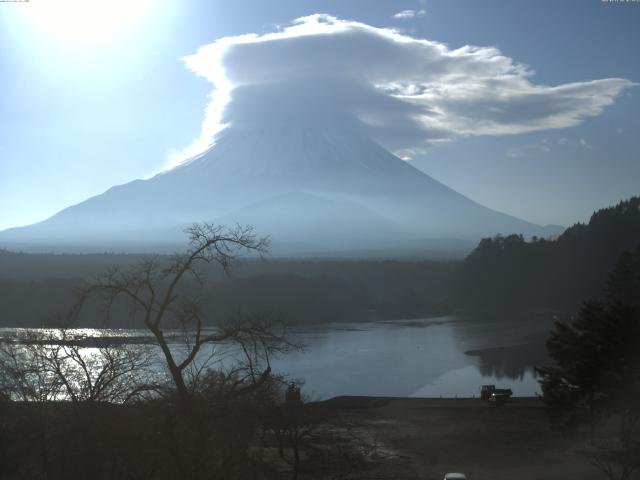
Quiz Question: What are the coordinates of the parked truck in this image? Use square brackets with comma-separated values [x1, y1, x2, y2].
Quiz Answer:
[480, 384, 513, 405]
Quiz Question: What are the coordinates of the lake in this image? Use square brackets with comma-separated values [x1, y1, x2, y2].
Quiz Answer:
[272, 316, 546, 399]
[0, 315, 549, 400]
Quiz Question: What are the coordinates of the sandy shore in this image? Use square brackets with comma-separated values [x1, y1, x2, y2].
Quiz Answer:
[318, 396, 601, 480]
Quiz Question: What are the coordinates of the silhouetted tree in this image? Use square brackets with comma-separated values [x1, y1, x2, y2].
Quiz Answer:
[0, 328, 158, 479]
[75, 223, 293, 479]
[0, 329, 153, 404]
[537, 246, 640, 480]
[260, 381, 322, 480]
[76, 223, 280, 404]
[537, 302, 639, 431]
[607, 246, 640, 309]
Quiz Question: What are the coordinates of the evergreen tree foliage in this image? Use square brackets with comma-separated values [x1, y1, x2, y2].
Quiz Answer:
[455, 197, 640, 315]
[537, 246, 640, 440]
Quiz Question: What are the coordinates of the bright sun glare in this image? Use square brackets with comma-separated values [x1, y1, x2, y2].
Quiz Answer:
[23, 0, 152, 47]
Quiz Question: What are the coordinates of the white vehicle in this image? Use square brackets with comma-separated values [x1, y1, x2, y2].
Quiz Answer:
[444, 474, 467, 480]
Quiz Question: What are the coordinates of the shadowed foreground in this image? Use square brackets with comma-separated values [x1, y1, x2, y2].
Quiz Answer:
[0, 396, 603, 479]
[318, 396, 602, 480]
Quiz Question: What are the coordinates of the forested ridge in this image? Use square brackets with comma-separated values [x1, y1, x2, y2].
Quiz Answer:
[0, 254, 455, 327]
[455, 196, 640, 316]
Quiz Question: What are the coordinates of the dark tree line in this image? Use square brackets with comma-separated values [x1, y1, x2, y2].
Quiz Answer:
[0, 253, 456, 328]
[454, 196, 640, 317]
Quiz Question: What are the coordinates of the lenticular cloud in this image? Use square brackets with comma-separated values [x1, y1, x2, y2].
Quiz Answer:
[179, 13, 634, 162]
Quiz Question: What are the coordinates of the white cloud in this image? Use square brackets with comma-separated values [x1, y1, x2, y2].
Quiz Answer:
[506, 140, 552, 158]
[558, 136, 595, 150]
[506, 136, 598, 158]
[174, 14, 636, 166]
[393, 9, 426, 19]
[505, 148, 524, 159]
[579, 138, 595, 150]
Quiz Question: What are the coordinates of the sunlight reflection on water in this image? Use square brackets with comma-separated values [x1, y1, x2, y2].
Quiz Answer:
[1, 316, 546, 400]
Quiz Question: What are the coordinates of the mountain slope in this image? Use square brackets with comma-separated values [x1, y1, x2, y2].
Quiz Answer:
[0, 126, 559, 254]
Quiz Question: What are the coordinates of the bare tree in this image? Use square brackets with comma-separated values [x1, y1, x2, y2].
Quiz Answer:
[0, 224, 297, 479]
[0, 335, 62, 403]
[75, 223, 282, 402]
[0, 328, 158, 479]
[71, 223, 295, 479]
[0, 329, 154, 404]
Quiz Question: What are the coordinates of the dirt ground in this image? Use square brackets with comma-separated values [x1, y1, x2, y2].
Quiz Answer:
[318, 396, 603, 480]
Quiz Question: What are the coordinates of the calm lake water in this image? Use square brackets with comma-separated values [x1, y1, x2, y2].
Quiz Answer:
[273, 316, 545, 399]
[0, 315, 547, 400]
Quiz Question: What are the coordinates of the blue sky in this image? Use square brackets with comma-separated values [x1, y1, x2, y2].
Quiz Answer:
[1, 0, 639, 231]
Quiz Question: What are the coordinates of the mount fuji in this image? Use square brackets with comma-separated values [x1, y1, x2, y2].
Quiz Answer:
[0, 126, 561, 255]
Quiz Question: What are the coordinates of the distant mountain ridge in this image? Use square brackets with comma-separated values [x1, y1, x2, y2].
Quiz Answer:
[0, 126, 562, 255]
